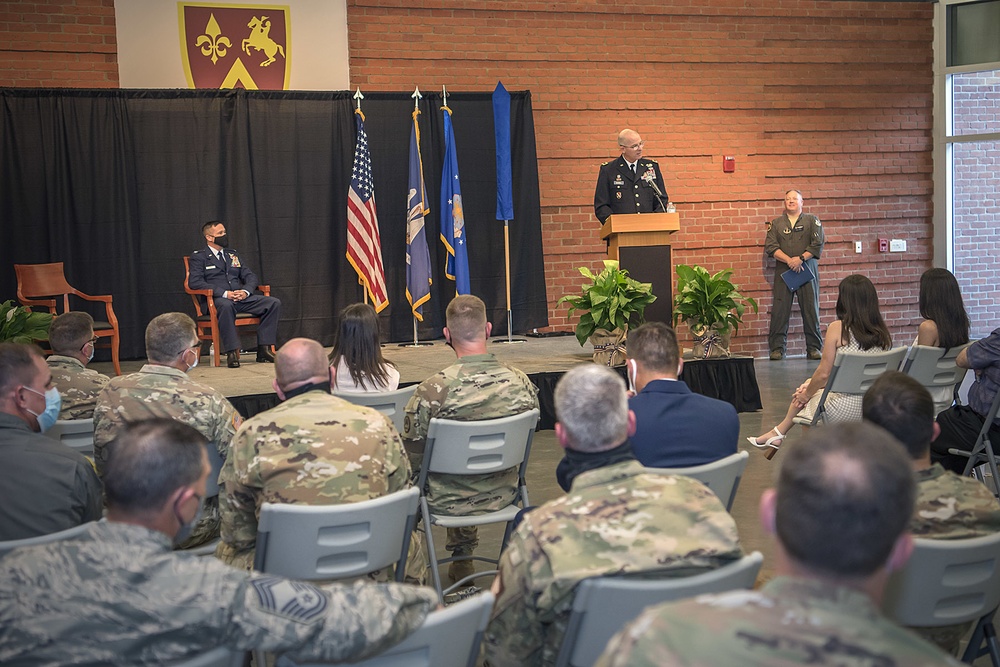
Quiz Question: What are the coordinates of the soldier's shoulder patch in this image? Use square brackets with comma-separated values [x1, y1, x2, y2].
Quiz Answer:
[766, 221, 772, 231]
[250, 576, 328, 623]
[192, 249, 204, 255]
[232, 412, 243, 431]
[815, 220, 822, 226]
[644, 158, 658, 164]
[601, 161, 610, 166]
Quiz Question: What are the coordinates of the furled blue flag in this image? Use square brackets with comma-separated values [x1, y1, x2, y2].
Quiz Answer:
[440, 104, 471, 295]
[405, 108, 433, 321]
[493, 81, 514, 221]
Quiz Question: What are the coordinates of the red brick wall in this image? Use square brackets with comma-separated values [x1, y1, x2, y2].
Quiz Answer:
[0, 0, 118, 87]
[349, 0, 935, 356]
[0, 0, 936, 356]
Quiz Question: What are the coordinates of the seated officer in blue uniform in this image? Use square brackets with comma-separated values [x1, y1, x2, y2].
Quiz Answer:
[188, 221, 281, 368]
[594, 128, 668, 225]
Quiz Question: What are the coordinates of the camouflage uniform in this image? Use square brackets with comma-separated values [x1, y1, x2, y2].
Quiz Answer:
[911, 463, 1000, 539]
[216, 389, 425, 580]
[595, 576, 962, 667]
[402, 352, 538, 554]
[46, 355, 110, 420]
[0, 520, 438, 666]
[909, 463, 1000, 653]
[483, 461, 742, 667]
[93, 364, 242, 548]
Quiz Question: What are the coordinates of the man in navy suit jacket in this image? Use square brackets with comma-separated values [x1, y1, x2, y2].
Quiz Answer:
[188, 221, 281, 368]
[627, 323, 739, 468]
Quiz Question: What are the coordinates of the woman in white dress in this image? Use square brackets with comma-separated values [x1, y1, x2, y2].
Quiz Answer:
[329, 303, 400, 393]
[749, 274, 892, 458]
[913, 268, 970, 410]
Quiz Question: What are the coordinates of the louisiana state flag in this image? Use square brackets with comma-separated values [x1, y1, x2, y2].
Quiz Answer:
[440, 105, 471, 295]
[405, 108, 433, 320]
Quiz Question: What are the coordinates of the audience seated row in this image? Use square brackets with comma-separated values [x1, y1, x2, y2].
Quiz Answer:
[5, 374, 985, 666]
[4, 280, 999, 666]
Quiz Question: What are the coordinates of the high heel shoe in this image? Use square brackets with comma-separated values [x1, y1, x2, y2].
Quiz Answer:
[748, 427, 784, 460]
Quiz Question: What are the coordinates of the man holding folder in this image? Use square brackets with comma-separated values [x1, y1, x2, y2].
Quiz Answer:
[764, 190, 825, 361]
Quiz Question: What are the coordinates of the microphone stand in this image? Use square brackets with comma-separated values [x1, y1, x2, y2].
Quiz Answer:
[643, 174, 671, 213]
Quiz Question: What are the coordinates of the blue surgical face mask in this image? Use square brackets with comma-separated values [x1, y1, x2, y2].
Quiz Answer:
[183, 346, 199, 372]
[23, 386, 62, 432]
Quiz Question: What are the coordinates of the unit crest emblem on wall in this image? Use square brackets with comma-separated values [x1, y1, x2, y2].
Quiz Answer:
[180, 4, 291, 90]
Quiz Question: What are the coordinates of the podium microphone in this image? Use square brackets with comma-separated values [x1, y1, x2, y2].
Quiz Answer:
[641, 171, 669, 212]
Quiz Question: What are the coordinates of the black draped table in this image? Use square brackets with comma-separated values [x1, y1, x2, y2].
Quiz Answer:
[677, 355, 762, 413]
[228, 357, 761, 430]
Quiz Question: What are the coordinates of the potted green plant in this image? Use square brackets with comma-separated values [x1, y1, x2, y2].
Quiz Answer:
[0, 300, 53, 344]
[672, 265, 758, 358]
[558, 260, 656, 365]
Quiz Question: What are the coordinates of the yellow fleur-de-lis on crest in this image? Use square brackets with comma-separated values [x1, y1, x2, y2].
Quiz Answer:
[195, 13, 232, 65]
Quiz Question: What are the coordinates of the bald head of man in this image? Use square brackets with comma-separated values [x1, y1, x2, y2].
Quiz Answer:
[273, 338, 331, 399]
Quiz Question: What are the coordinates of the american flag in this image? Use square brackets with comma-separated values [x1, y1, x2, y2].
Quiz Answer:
[346, 109, 389, 312]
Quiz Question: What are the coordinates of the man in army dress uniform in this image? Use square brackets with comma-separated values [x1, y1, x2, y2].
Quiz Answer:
[0, 419, 438, 666]
[764, 189, 825, 360]
[93, 312, 242, 549]
[595, 422, 962, 667]
[593, 129, 668, 225]
[45, 311, 110, 420]
[217, 337, 425, 581]
[482, 364, 743, 667]
[864, 371, 1000, 653]
[402, 294, 538, 583]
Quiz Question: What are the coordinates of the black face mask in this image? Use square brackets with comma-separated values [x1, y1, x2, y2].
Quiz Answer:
[213, 234, 229, 248]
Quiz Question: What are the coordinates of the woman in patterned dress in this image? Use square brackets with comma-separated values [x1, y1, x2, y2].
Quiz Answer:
[749, 274, 892, 458]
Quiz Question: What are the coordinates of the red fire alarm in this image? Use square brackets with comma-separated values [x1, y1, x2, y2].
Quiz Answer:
[878, 238, 889, 253]
[723, 156, 736, 173]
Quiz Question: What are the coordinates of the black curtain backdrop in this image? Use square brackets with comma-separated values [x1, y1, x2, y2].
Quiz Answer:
[0, 88, 547, 360]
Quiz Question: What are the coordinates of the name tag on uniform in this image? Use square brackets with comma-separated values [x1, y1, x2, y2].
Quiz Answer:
[206, 265, 217, 269]
[614, 175, 624, 186]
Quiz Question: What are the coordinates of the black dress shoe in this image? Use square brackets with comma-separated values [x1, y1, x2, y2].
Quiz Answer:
[256, 346, 275, 363]
[227, 351, 241, 368]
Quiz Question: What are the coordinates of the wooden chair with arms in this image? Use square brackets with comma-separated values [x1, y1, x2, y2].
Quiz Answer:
[182, 256, 271, 367]
[14, 262, 121, 375]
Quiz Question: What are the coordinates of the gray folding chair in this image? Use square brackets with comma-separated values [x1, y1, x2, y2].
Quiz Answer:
[253, 487, 421, 667]
[949, 387, 1000, 488]
[253, 486, 420, 581]
[334, 386, 417, 433]
[554, 551, 764, 667]
[0, 521, 92, 557]
[901, 343, 971, 415]
[168, 647, 244, 667]
[647, 450, 749, 512]
[793, 347, 909, 427]
[883, 533, 1000, 665]
[417, 409, 540, 602]
[44, 417, 95, 457]
[276, 591, 494, 667]
[187, 442, 227, 557]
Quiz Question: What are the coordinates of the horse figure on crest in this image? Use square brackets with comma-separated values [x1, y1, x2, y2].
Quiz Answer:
[242, 16, 285, 67]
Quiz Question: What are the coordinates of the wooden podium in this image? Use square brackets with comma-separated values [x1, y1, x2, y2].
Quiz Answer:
[601, 212, 679, 325]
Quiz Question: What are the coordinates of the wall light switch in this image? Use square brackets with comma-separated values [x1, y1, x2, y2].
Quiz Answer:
[889, 239, 907, 252]
[855, 241, 862, 254]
